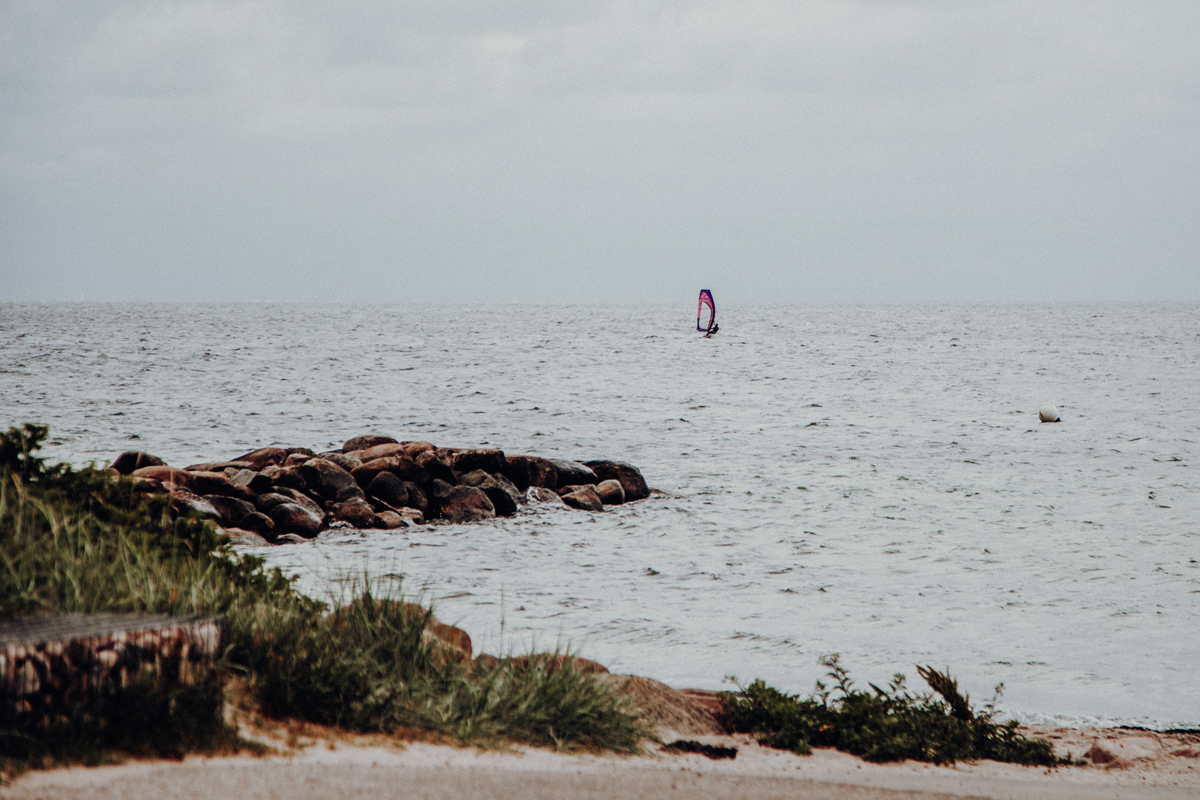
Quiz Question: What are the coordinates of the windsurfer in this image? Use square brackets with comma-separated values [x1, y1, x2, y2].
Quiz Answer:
[705, 322, 719, 337]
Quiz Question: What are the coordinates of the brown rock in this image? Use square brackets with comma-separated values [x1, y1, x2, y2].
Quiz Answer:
[222, 528, 270, 547]
[275, 533, 307, 545]
[168, 490, 221, 520]
[283, 452, 311, 467]
[271, 465, 308, 492]
[189, 471, 256, 501]
[132, 465, 193, 490]
[596, 479, 626, 505]
[556, 483, 596, 496]
[506, 456, 558, 491]
[318, 452, 362, 472]
[561, 486, 603, 511]
[185, 460, 255, 472]
[439, 486, 496, 523]
[415, 449, 456, 484]
[342, 434, 398, 453]
[238, 511, 275, 538]
[349, 442, 410, 462]
[298, 458, 362, 502]
[510, 654, 610, 675]
[551, 459, 598, 488]
[373, 510, 408, 529]
[585, 460, 650, 502]
[232, 447, 289, 470]
[595, 675, 727, 737]
[526, 486, 565, 505]
[403, 482, 428, 514]
[202, 495, 256, 527]
[271, 487, 324, 515]
[228, 468, 273, 494]
[352, 456, 430, 488]
[450, 448, 506, 476]
[457, 470, 520, 516]
[111, 451, 166, 474]
[328, 497, 376, 528]
[399, 441, 436, 457]
[268, 502, 324, 538]
[365, 471, 409, 508]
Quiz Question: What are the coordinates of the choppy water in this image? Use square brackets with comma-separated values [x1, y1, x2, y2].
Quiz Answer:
[2, 302, 1198, 728]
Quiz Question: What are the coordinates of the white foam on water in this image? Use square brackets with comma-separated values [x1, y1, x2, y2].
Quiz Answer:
[2, 301, 1197, 727]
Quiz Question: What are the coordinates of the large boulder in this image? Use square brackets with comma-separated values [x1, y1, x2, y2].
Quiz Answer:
[298, 458, 363, 502]
[585, 460, 650, 501]
[271, 487, 324, 515]
[351, 456, 430, 488]
[168, 490, 221, 521]
[526, 486, 565, 505]
[228, 468, 274, 495]
[439, 486, 496, 523]
[366, 471, 409, 508]
[189, 471, 256, 501]
[271, 465, 308, 492]
[561, 485, 603, 512]
[238, 511, 275, 539]
[202, 495, 257, 527]
[596, 479, 626, 505]
[550, 459, 598, 488]
[457, 470, 520, 517]
[342, 434, 398, 453]
[185, 460, 255, 472]
[111, 451, 165, 475]
[450, 448, 506, 476]
[232, 447, 289, 470]
[222, 528, 270, 547]
[317, 452, 362, 472]
[415, 449, 456, 484]
[348, 442, 409, 462]
[403, 482, 429, 514]
[269, 502, 324, 538]
[505, 456, 558, 491]
[132, 465, 193, 490]
[327, 497, 376, 528]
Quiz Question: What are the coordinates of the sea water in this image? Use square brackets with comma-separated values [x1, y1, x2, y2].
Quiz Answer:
[2, 302, 1197, 728]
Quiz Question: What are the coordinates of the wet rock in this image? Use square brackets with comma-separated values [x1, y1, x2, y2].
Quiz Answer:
[275, 533, 307, 545]
[585, 460, 650, 502]
[283, 452, 311, 467]
[596, 479, 626, 505]
[271, 487, 323, 515]
[202, 495, 257, 527]
[551, 459, 598, 488]
[342, 434, 398, 452]
[111, 451, 166, 475]
[457, 470, 520, 517]
[500, 456, 532, 491]
[349, 442, 409, 462]
[373, 510, 409, 529]
[223, 528, 270, 547]
[186, 460, 255, 472]
[415, 449, 456, 484]
[328, 497, 376, 528]
[298, 458, 360, 502]
[352, 456, 430, 488]
[556, 483, 596, 496]
[271, 465, 308, 492]
[400, 441, 436, 457]
[238, 511, 275, 538]
[133, 466, 193, 490]
[318, 452, 362, 472]
[403, 482, 429, 514]
[439, 486, 496, 523]
[168, 490, 221, 520]
[366, 471, 409, 508]
[526, 486, 565, 505]
[232, 447, 289, 470]
[561, 485, 603, 511]
[228, 468, 273, 495]
[189, 471, 256, 501]
[450, 448, 506, 476]
[398, 507, 425, 525]
[507, 456, 558, 491]
[269, 502, 324, 538]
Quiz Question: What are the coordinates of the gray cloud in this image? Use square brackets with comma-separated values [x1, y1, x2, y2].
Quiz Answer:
[2, 0, 1198, 302]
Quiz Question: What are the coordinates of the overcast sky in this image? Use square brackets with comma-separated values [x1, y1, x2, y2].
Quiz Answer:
[2, 1, 1197, 303]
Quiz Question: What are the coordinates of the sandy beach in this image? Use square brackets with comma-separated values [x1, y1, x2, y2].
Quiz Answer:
[5, 724, 1199, 800]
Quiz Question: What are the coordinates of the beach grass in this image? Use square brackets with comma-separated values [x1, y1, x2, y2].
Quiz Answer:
[720, 654, 1062, 765]
[0, 424, 644, 775]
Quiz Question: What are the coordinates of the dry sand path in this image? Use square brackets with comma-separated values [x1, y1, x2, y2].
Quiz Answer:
[5, 732, 1200, 800]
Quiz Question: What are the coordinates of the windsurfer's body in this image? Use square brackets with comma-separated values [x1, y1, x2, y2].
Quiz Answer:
[705, 322, 719, 337]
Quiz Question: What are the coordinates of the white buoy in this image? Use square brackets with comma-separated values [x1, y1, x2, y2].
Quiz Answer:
[1039, 404, 1060, 423]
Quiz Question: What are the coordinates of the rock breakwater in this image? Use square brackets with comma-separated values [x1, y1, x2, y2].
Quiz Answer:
[108, 435, 650, 545]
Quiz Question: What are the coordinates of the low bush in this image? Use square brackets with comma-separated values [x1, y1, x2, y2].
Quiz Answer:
[720, 655, 1061, 765]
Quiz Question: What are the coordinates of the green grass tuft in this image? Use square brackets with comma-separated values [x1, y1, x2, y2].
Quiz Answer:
[720, 655, 1062, 766]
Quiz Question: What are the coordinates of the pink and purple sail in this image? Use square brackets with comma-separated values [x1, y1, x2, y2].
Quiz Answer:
[697, 289, 715, 332]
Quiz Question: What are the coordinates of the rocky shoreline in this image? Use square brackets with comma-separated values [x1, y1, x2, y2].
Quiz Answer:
[108, 435, 650, 545]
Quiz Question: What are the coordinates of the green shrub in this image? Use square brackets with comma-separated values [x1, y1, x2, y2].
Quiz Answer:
[720, 655, 1061, 766]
